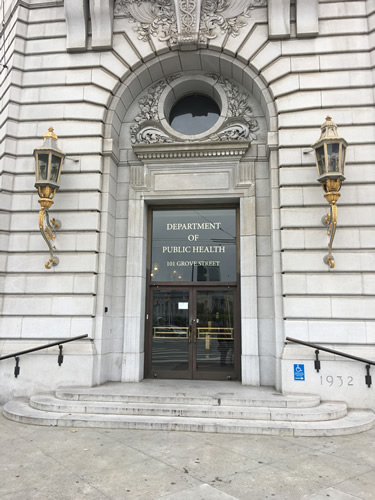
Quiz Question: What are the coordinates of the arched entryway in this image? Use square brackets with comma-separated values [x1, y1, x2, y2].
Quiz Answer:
[98, 49, 283, 389]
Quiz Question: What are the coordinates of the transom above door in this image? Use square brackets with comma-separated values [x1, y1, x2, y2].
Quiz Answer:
[149, 207, 237, 283]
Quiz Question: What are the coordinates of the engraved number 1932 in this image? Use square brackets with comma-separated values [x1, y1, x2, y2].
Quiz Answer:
[320, 375, 354, 387]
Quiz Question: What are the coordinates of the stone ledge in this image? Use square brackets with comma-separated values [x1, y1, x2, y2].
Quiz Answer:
[133, 141, 250, 160]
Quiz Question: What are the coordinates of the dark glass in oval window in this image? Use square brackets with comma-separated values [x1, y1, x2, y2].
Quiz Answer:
[169, 94, 220, 135]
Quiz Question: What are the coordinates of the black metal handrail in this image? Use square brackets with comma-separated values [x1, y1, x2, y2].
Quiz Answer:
[0, 334, 88, 378]
[286, 336, 374, 387]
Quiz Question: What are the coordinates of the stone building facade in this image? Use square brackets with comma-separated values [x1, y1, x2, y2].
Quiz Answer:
[0, 0, 374, 409]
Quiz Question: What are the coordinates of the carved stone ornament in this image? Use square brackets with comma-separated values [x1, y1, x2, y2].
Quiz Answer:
[130, 73, 259, 145]
[207, 73, 259, 140]
[178, 0, 199, 35]
[114, 0, 267, 47]
[199, 0, 250, 43]
[130, 75, 180, 144]
[115, 0, 178, 45]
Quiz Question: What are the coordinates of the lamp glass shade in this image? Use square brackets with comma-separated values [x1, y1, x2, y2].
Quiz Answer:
[45, 137, 57, 149]
[34, 128, 65, 189]
[38, 154, 49, 180]
[316, 146, 325, 176]
[340, 145, 346, 175]
[50, 155, 62, 182]
[312, 117, 348, 185]
[327, 143, 340, 172]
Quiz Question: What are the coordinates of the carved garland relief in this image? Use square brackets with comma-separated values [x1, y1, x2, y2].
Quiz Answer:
[130, 73, 259, 145]
[114, 0, 267, 47]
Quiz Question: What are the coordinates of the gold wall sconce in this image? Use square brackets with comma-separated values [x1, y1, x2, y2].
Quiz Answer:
[312, 116, 348, 269]
[34, 128, 65, 269]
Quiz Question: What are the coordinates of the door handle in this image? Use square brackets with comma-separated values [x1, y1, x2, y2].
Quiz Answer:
[189, 324, 197, 343]
[192, 321, 197, 344]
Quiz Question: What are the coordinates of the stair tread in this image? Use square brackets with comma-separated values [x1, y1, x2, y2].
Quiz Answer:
[29, 394, 347, 421]
[55, 388, 321, 408]
[3, 399, 374, 438]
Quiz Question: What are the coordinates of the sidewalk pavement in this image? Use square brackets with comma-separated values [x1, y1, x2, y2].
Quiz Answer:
[1, 409, 375, 500]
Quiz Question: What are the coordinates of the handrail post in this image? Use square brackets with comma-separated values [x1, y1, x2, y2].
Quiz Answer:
[14, 357, 20, 378]
[314, 350, 321, 372]
[58, 345, 64, 366]
[365, 365, 372, 388]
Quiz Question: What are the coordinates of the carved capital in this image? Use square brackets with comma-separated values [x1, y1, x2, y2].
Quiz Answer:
[130, 164, 147, 188]
[236, 160, 254, 186]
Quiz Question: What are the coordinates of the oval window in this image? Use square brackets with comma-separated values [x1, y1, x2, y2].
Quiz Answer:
[169, 94, 220, 135]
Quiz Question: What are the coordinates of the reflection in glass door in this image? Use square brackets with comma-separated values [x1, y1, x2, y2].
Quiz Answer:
[195, 290, 234, 374]
[149, 288, 237, 379]
[151, 289, 190, 375]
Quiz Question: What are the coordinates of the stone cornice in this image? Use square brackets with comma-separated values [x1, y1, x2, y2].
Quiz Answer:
[132, 140, 250, 160]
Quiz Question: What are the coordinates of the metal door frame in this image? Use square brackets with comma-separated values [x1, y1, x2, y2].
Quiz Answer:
[145, 205, 241, 380]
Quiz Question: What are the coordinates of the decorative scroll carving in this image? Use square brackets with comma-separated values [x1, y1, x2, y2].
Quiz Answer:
[114, 0, 267, 47]
[133, 123, 174, 144]
[208, 119, 250, 141]
[130, 73, 258, 146]
[131, 75, 181, 144]
[206, 73, 259, 140]
[114, 0, 178, 46]
[199, 0, 251, 42]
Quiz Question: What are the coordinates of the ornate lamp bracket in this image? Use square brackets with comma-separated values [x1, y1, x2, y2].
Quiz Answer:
[37, 186, 61, 269]
[322, 180, 341, 269]
[34, 128, 65, 270]
[312, 116, 348, 270]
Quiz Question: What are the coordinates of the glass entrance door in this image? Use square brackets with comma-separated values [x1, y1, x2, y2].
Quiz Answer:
[195, 290, 235, 375]
[148, 287, 238, 380]
[150, 289, 190, 375]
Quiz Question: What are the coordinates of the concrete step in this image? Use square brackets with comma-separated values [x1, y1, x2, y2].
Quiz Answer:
[29, 394, 347, 422]
[55, 385, 321, 409]
[4, 382, 375, 437]
[3, 398, 374, 437]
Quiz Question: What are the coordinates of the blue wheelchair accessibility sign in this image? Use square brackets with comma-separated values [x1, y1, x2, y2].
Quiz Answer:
[294, 364, 305, 381]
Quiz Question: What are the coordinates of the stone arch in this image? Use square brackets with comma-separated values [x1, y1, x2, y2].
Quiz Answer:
[103, 50, 278, 154]
[96, 49, 283, 389]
